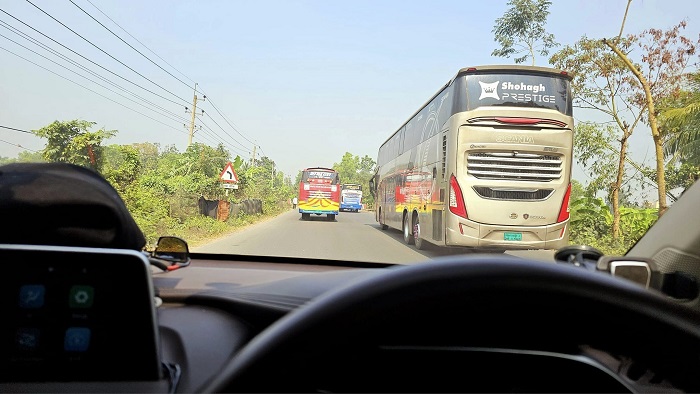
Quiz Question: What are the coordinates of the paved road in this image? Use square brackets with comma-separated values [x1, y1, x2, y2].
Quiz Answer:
[193, 210, 555, 264]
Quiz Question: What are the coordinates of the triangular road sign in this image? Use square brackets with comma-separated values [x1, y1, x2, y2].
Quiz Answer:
[219, 162, 238, 183]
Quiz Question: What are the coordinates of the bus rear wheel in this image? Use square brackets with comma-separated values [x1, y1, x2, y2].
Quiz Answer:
[327, 214, 336, 221]
[301, 213, 310, 220]
[413, 213, 427, 250]
[403, 213, 414, 245]
[379, 209, 388, 230]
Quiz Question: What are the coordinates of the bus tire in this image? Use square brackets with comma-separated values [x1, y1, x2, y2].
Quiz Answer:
[413, 212, 427, 250]
[403, 212, 414, 245]
[301, 213, 310, 220]
[380, 209, 388, 230]
[327, 214, 336, 221]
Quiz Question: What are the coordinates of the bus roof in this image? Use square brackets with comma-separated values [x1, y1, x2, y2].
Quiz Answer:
[455, 65, 572, 81]
[378, 65, 573, 150]
[302, 167, 336, 172]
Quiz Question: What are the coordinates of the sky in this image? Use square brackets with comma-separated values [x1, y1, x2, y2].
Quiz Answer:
[1, 0, 699, 199]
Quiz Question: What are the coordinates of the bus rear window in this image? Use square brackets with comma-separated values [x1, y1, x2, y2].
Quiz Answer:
[465, 74, 572, 116]
[302, 171, 339, 184]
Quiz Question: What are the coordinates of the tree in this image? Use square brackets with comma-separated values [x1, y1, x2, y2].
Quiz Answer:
[659, 71, 700, 166]
[491, 0, 558, 65]
[333, 152, 361, 184]
[550, 35, 644, 239]
[333, 152, 377, 206]
[33, 120, 116, 171]
[102, 145, 142, 192]
[603, 18, 698, 216]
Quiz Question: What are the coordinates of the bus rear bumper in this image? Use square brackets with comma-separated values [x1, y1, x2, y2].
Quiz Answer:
[299, 209, 339, 215]
[445, 219, 569, 250]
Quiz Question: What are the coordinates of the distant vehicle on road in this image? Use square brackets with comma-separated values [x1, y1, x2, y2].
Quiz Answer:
[298, 167, 340, 221]
[340, 184, 363, 212]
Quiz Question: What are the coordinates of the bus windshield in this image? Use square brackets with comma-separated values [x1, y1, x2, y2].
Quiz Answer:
[465, 73, 572, 115]
[302, 170, 339, 184]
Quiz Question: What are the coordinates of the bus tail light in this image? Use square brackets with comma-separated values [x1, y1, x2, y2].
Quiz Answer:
[449, 174, 468, 219]
[557, 183, 572, 223]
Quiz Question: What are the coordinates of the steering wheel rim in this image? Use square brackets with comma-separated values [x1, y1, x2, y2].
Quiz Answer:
[200, 255, 700, 392]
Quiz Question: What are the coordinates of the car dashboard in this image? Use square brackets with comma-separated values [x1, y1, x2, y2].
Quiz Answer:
[4, 250, 700, 393]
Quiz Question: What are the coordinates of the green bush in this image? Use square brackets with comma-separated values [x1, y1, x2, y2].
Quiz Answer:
[569, 197, 658, 255]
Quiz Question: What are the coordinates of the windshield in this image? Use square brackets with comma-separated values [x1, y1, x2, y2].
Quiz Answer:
[465, 73, 573, 115]
[1, 0, 698, 264]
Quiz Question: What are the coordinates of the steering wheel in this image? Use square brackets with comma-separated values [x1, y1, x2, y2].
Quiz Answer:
[200, 255, 700, 392]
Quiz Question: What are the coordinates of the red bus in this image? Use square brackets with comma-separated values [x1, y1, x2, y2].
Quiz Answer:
[298, 167, 340, 221]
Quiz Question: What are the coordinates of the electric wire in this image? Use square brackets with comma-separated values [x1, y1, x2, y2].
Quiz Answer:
[2, 5, 255, 155]
[68, 0, 192, 90]
[203, 112, 251, 152]
[203, 97, 257, 146]
[0, 19, 189, 123]
[0, 45, 189, 137]
[0, 125, 32, 134]
[0, 138, 38, 152]
[0, 32, 189, 125]
[0, 26, 233, 151]
[59, 1, 261, 155]
[25, 0, 189, 105]
[84, 0, 195, 85]
[196, 120, 249, 157]
[0, 8, 185, 107]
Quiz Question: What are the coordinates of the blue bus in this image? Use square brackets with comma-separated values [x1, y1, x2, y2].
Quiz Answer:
[340, 184, 363, 212]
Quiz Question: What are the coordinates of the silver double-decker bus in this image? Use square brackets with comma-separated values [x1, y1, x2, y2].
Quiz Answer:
[370, 65, 574, 251]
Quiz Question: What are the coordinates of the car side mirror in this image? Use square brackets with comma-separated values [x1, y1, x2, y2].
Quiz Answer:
[152, 236, 191, 271]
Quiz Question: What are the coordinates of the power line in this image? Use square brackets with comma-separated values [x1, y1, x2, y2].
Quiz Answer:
[0, 8, 184, 107]
[186, 123, 247, 156]
[0, 125, 32, 134]
[204, 97, 257, 146]
[2, 5, 253, 155]
[203, 112, 251, 152]
[0, 45, 189, 138]
[0, 138, 38, 152]
[25, 0, 189, 105]
[63, 0, 262, 155]
[0, 20, 189, 124]
[68, 0, 191, 90]
[0, 32, 190, 125]
[74, 0, 253, 153]
[194, 119, 250, 157]
[84, 0, 195, 85]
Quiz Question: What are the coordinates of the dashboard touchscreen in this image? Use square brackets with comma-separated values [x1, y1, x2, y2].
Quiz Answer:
[0, 244, 161, 382]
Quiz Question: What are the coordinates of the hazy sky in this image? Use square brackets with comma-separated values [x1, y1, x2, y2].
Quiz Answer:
[1, 0, 698, 196]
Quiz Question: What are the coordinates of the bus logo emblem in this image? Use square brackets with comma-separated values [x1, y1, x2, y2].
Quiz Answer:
[479, 81, 500, 100]
[510, 213, 518, 219]
[523, 214, 529, 219]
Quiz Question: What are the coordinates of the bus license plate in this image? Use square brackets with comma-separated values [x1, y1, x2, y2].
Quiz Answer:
[504, 232, 522, 241]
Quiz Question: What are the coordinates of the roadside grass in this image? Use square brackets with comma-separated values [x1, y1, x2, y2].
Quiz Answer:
[143, 206, 292, 250]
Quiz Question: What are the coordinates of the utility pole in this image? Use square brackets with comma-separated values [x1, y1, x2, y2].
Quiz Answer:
[251, 145, 256, 165]
[185, 83, 205, 147]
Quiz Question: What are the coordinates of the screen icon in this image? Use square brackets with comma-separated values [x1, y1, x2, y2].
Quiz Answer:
[64, 327, 91, 352]
[69, 285, 94, 308]
[16, 328, 40, 351]
[19, 284, 45, 308]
